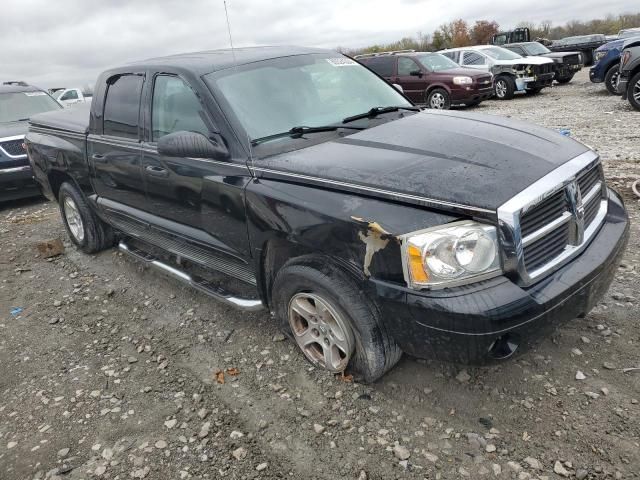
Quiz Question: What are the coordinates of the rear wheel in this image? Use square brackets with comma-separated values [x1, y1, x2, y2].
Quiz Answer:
[58, 182, 114, 253]
[494, 76, 515, 100]
[555, 74, 574, 84]
[628, 72, 640, 111]
[272, 257, 402, 383]
[604, 64, 621, 94]
[426, 88, 451, 109]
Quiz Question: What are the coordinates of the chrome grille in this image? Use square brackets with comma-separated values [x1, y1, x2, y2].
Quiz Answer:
[498, 151, 608, 286]
[0, 138, 26, 158]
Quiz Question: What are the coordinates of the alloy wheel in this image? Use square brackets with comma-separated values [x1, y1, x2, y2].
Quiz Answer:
[430, 92, 446, 109]
[288, 292, 354, 372]
[633, 78, 640, 103]
[63, 196, 85, 243]
[495, 80, 507, 98]
[609, 70, 620, 91]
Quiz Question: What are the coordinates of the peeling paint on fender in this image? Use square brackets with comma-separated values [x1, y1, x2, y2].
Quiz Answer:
[351, 216, 394, 277]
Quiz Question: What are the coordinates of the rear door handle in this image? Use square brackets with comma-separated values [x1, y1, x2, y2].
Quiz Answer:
[145, 165, 169, 177]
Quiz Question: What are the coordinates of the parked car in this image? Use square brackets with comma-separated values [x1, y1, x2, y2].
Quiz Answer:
[440, 46, 555, 99]
[502, 42, 583, 84]
[52, 87, 93, 107]
[0, 82, 63, 202]
[25, 46, 629, 382]
[617, 37, 640, 110]
[355, 50, 493, 109]
[590, 29, 640, 94]
[548, 34, 608, 66]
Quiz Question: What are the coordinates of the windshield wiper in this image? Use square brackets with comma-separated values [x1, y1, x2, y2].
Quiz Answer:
[251, 124, 365, 146]
[342, 106, 421, 124]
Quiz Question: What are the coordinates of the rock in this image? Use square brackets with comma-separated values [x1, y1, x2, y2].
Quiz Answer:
[467, 433, 487, 449]
[581, 336, 591, 344]
[576, 469, 589, 480]
[393, 444, 411, 460]
[601, 387, 610, 396]
[164, 419, 177, 429]
[358, 471, 367, 480]
[584, 391, 600, 399]
[507, 461, 522, 473]
[524, 456, 542, 470]
[424, 452, 438, 463]
[57, 448, 70, 458]
[492, 464, 502, 476]
[256, 462, 268, 471]
[7, 441, 17, 449]
[232, 447, 247, 460]
[571, 348, 582, 356]
[101, 447, 113, 460]
[197, 408, 208, 419]
[36, 239, 64, 258]
[456, 370, 471, 383]
[198, 422, 211, 438]
[485, 444, 496, 453]
[313, 424, 325, 434]
[155, 440, 168, 449]
[128, 356, 138, 364]
[230, 431, 244, 439]
[459, 467, 470, 477]
[575, 371, 586, 380]
[94, 465, 107, 476]
[272, 333, 286, 342]
[48, 317, 60, 325]
[554, 461, 571, 477]
[603, 362, 615, 370]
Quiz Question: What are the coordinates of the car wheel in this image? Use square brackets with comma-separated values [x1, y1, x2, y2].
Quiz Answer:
[58, 182, 114, 254]
[494, 76, 515, 100]
[628, 71, 640, 111]
[272, 256, 402, 383]
[426, 88, 451, 109]
[555, 74, 574, 84]
[604, 64, 620, 95]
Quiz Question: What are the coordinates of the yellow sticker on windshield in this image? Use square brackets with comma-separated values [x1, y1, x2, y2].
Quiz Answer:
[326, 58, 357, 67]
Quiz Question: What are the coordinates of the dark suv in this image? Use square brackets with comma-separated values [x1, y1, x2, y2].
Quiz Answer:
[356, 51, 493, 109]
[503, 42, 583, 84]
[0, 82, 62, 202]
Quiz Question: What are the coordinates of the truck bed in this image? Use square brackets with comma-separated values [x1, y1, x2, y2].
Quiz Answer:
[29, 103, 90, 135]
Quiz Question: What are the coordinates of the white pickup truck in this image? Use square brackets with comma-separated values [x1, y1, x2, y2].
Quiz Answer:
[52, 88, 92, 107]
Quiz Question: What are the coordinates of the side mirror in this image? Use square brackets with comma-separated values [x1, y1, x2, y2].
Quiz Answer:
[157, 131, 229, 160]
[392, 83, 404, 93]
[410, 70, 423, 77]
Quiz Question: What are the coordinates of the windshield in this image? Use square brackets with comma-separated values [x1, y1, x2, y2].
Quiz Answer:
[478, 47, 522, 60]
[0, 91, 62, 122]
[417, 53, 460, 71]
[204, 54, 412, 141]
[524, 43, 551, 55]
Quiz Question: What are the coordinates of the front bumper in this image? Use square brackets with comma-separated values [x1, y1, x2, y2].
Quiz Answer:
[589, 66, 605, 83]
[450, 85, 494, 105]
[372, 189, 629, 364]
[0, 165, 40, 202]
[519, 72, 555, 90]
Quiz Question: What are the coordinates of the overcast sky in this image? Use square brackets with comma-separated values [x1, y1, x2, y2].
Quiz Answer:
[1, 0, 637, 88]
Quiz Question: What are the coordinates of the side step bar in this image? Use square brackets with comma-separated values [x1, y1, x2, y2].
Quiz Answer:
[118, 241, 264, 312]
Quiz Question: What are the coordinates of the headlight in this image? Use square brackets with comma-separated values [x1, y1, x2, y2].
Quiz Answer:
[594, 50, 607, 62]
[452, 76, 473, 85]
[400, 221, 502, 289]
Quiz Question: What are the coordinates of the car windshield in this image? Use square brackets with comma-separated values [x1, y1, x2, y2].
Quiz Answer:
[524, 43, 551, 55]
[478, 47, 522, 60]
[417, 53, 460, 71]
[204, 53, 412, 141]
[0, 91, 62, 122]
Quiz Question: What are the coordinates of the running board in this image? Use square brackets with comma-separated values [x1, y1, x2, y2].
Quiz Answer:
[118, 241, 264, 312]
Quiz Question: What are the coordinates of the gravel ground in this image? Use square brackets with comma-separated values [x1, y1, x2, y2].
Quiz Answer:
[1, 69, 639, 480]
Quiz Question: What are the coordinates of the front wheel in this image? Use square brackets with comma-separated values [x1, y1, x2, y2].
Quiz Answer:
[555, 74, 574, 84]
[628, 72, 640, 111]
[494, 76, 515, 100]
[58, 182, 114, 254]
[426, 88, 451, 109]
[605, 64, 621, 95]
[272, 257, 402, 383]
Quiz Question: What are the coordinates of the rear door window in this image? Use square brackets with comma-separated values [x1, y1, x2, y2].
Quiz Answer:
[60, 90, 79, 101]
[362, 57, 395, 77]
[397, 57, 420, 76]
[462, 51, 486, 66]
[103, 74, 144, 139]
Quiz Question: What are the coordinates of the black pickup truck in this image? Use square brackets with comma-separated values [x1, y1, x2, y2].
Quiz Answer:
[502, 42, 583, 83]
[25, 46, 629, 382]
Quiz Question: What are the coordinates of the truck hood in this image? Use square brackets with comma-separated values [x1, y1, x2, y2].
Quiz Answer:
[597, 39, 625, 51]
[0, 121, 28, 139]
[494, 56, 554, 66]
[540, 51, 581, 60]
[255, 110, 590, 215]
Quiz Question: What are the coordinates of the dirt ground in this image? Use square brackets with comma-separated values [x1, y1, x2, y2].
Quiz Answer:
[1, 69, 639, 480]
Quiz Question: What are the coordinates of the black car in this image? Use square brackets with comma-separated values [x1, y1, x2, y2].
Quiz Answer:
[25, 47, 629, 382]
[503, 42, 583, 83]
[0, 82, 62, 202]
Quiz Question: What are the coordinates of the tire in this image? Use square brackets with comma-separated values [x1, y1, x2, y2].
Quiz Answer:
[494, 76, 515, 100]
[426, 88, 451, 109]
[555, 74, 574, 84]
[604, 64, 621, 95]
[272, 256, 402, 383]
[58, 182, 114, 254]
[525, 87, 543, 95]
[628, 71, 640, 111]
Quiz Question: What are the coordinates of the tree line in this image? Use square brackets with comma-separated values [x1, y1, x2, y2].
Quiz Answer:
[346, 12, 640, 55]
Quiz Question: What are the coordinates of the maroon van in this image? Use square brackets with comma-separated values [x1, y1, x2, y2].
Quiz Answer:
[356, 51, 494, 109]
